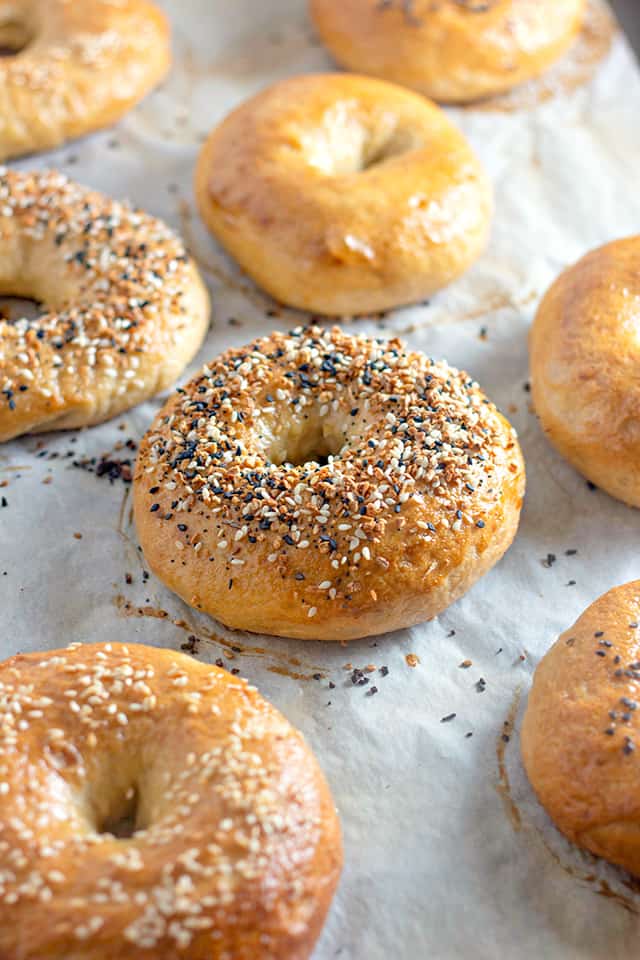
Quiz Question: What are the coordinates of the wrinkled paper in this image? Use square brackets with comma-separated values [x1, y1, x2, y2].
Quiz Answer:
[2, 2, 640, 957]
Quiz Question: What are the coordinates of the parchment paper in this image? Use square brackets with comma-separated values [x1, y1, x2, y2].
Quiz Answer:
[2, 2, 640, 957]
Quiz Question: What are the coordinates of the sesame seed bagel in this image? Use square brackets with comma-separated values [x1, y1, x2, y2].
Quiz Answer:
[530, 236, 640, 508]
[0, 641, 342, 959]
[522, 582, 640, 877]
[133, 326, 525, 641]
[0, 169, 210, 442]
[309, 0, 586, 104]
[0, 0, 170, 161]
[194, 73, 492, 316]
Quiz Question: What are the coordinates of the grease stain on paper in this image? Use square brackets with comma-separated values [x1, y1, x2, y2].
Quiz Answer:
[113, 593, 327, 680]
[496, 685, 522, 830]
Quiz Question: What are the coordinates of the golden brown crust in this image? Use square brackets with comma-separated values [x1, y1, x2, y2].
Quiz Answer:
[309, 0, 586, 104]
[521, 582, 640, 877]
[0, 642, 342, 959]
[194, 73, 492, 316]
[0, 0, 170, 160]
[0, 169, 210, 442]
[133, 326, 525, 641]
[529, 236, 640, 508]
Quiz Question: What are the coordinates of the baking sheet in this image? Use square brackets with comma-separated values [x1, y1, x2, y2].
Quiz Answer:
[2, 2, 640, 957]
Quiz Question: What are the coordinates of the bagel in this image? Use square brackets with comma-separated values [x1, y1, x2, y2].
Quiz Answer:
[0, 0, 170, 160]
[194, 73, 492, 316]
[529, 236, 640, 508]
[309, 0, 586, 104]
[133, 325, 525, 641]
[0, 641, 342, 959]
[0, 169, 210, 443]
[522, 582, 640, 877]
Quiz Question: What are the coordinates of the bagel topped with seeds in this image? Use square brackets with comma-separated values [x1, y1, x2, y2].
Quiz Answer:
[0, 169, 210, 442]
[134, 325, 525, 641]
[0, 0, 170, 161]
[522, 581, 640, 877]
[0, 641, 342, 959]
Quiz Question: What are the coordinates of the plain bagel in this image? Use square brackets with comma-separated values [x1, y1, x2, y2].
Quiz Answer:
[195, 73, 492, 316]
[522, 581, 640, 877]
[134, 326, 525, 641]
[0, 169, 210, 442]
[0, 641, 343, 959]
[309, 0, 586, 104]
[529, 236, 640, 508]
[0, 0, 170, 161]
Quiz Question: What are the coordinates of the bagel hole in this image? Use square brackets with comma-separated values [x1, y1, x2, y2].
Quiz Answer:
[305, 111, 422, 176]
[360, 128, 420, 170]
[265, 415, 346, 468]
[95, 784, 144, 840]
[0, 296, 45, 323]
[0, 19, 33, 56]
[273, 437, 334, 468]
[287, 448, 332, 468]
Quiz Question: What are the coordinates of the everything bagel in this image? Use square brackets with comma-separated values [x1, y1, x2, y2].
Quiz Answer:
[0, 169, 210, 442]
[134, 326, 525, 641]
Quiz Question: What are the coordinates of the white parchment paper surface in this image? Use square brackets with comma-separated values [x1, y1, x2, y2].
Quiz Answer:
[2, 2, 640, 957]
